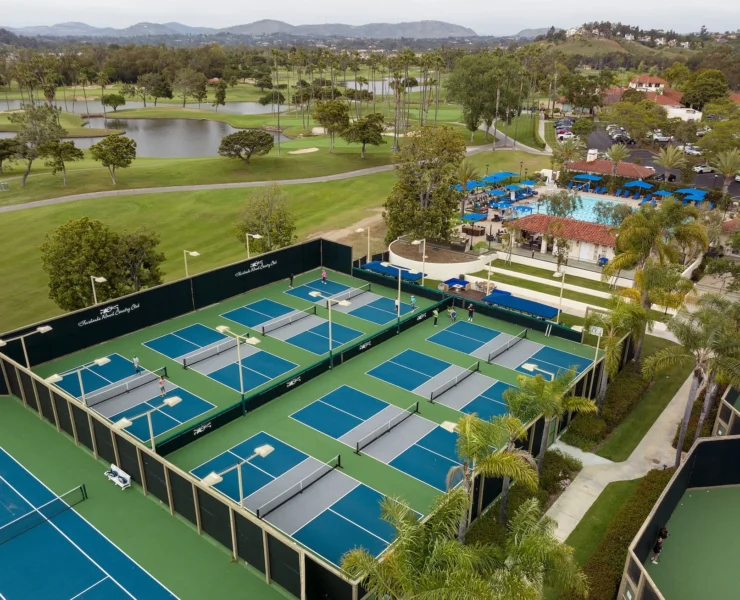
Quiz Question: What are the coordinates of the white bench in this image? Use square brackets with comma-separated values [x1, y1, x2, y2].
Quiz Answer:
[104, 464, 131, 490]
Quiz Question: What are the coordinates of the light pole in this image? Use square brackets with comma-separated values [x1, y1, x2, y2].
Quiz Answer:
[309, 292, 350, 368]
[113, 396, 182, 452]
[0, 325, 53, 368]
[183, 250, 200, 277]
[90, 276, 106, 305]
[485, 164, 489, 176]
[553, 270, 566, 324]
[216, 326, 260, 403]
[587, 326, 604, 399]
[519, 161, 523, 179]
[46, 357, 111, 407]
[411, 239, 427, 287]
[201, 444, 274, 507]
[245, 233, 263, 259]
[381, 262, 418, 328]
[355, 227, 370, 263]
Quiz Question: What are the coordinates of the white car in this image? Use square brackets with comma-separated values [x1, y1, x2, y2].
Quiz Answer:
[693, 165, 715, 174]
[650, 131, 673, 142]
[557, 132, 575, 141]
[677, 144, 702, 156]
[736, 174, 740, 182]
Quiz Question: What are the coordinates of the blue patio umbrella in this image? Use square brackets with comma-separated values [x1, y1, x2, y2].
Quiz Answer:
[482, 173, 507, 183]
[519, 179, 537, 186]
[496, 171, 519, 177]
[624, 180, 653, 189]
[469, 181, 488, 189]
[653, 190, 674, 197]
[452, 184, 463, 191]
[683, 195, 704, 203]
[675, 188, 706, 195]
[488, 189, 507, 197]
[504, 184, 522, 190]
[462, 213, 488, 222]
[573, 174, 602, 181]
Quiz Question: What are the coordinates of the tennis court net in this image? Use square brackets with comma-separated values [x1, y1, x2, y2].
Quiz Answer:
[326, 283, 372, 307]
[486, 329, 528, 364]
[261, 306, 317, 335]
[86, 366, 168, 408]
[182, 338, 238, 369]
[356, 401, 419, 454]
[0, 484, 87, 546]
[256, 456, 341, 519]
[429, 362, 480, 402]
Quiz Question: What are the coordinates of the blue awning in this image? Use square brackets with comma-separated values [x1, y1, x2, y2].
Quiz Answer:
[675, 188, 707, 195]
[573, 174, 602, 181]
[624, 180, 653, 189]
[482, 292, 558, 319]
[462, 213, 488, 222]
[362, 261, 424, 281]
[444, 278, 470, 288]
[653, 190, 673, 196]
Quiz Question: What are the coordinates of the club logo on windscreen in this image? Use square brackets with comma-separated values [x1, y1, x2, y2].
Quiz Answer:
[286, 376, 302, 388]
[235, 259, 278, 277]
[193, 422, 212, 436]
[78, 303, 141, 327]
[416, 312, 428, 321]
[359, 341, 372, 351]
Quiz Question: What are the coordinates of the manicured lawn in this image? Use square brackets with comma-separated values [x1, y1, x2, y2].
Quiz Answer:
[487, 259, 625, 293]
[544, 121, 559, 150]
[0, 111, 123, 137]
[498, 114, 545, 150]
[597, 336, 692, 462]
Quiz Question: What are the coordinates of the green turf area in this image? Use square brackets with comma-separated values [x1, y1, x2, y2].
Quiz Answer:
[597, 336, 692, 462]
[483, 260, 625, 294]
[499, 114, 545, 151]
[647, 486, 740, 599]
[0, 396, 289, 600]
[0, 111, 124, 138]
[543, 122, 559, 151]
[167, 295, 599, 517]
[33, 268, 426, 443]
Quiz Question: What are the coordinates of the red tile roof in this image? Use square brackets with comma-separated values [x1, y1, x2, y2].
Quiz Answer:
[662, 87, 684, 103]
[514, 215, 617, 247]
[730, 92, 740, 104]
[631, 75, 667, 85]
[646, 91, 684, 107]
[568, 159, 655, 179]
[722, 218, 740, 234]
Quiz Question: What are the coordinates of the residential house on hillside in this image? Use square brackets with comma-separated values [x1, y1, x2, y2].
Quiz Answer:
[629, 75, 667, 92]
[667, 39, 678, 47]
[681, 41, 691, 48]
[639, 35, 652, 42]
[624, 33, 635, 41]
[645, 91, 702, 121]
[655, 37, 667, 45]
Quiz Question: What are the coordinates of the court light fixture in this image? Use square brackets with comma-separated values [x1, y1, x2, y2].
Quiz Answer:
[253, 444, 274, 458]
[521, 363, 537, 372]
[440, 421, 459, 433]
[162, 396, 182, 408]
[185, 251, 200, 257]
[91, 276, 107, 283]
[36, 326, 53, 334]
[216, 325, 232, 334]
[113, 417, 133, 430]
[45, 374, 63, 384]
[201, 472, 223, 487]
[93, 357, 111, 367]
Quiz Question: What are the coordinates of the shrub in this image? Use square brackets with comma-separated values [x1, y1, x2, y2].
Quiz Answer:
[672, 388, 721, 452]
[561, 414, 607, 451]
[561, 468, 674, 600]
[601, 363, 650, 430]
[539, 448, 583, 496]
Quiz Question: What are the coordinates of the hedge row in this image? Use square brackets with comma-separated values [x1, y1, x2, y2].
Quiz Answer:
[671, 387, 723, 453]
[561, 363, 649, 451]
[561, 468, 674, 600]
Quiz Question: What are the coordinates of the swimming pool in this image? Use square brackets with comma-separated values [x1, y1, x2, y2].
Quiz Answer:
[527, 195, 624, 223]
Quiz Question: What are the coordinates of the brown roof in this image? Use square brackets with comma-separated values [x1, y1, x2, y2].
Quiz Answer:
[730, 92, 740, 104]
[601, 86, 624, 105]
[662, 87, 684, 103]
[646, 91, 684, 107]
[722, 218, 740, 234]
[631, 75, 667, 85]
[515, 214, 617, 247]
[568, 159, 655, 179]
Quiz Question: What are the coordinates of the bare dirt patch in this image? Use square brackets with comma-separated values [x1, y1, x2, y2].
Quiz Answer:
[288, 147, 319, 155]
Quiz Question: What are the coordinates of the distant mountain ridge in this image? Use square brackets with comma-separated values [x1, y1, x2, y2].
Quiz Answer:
[6, 19, 477, 39]
[513, 27, 563, 39]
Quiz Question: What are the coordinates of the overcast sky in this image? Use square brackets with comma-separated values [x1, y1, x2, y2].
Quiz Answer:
[3, 0, 739, 35]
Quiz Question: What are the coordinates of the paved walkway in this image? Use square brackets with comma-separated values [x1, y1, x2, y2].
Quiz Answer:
[539, 112, 552, 153]
[546, 373, 691, 541]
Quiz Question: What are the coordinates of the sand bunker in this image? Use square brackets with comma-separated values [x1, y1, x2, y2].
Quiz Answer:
[288, 147, 320, 155]
[311, 126, 328, 135]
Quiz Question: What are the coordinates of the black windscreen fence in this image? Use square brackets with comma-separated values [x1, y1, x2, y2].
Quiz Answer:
[247, 360, 330, 413]
[530, 417, 546, 458]
[142, 453, 169, 505]
[481, 476, 502, 512]
[92, 418, 116, 465]
[18, 371, 38, 412]
[115, 434, 143, 485]
[70, 404, 93, 452]
[321, 240, 352, 275]
[471, 476, 482, 521]
[196, 489, 232, 550]
[0, 359, 8, 396]
[687, 436, 740, 489]
[305, 556, 354, 600]
[53, 393, 74, 438]
[267, 534, 301, 598]
[36, 383, 55, 425]
[5, 364, 21, 401]
[234, 512, 266, 574]
[168, 468, 198, 526]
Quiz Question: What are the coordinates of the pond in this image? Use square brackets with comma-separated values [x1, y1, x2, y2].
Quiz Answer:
[0, 98, 276, 115]
[0, 118, 289, 158]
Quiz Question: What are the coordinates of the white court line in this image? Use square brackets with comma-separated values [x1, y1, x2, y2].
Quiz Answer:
[0, 475, 136, 600]
[69, 576, 110, 600]
[285, 479, 361, 536]
[226, 450, 275, 480]
[414, 441, 463, 466]
[328, 508, 389, 544]
[315, 399, 366, 423]
[243, 457, 324, 503]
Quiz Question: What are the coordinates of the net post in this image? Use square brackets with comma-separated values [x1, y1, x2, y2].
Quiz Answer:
[355, 442, 361, 455]
[163, 366, 168, 379]
[336, 454, 342, 469]
[82, 483, 88, 501]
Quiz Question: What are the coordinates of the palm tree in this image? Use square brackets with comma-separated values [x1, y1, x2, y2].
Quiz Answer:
[643, 300, 740, 467]
[456, 160, 481, 218]
[584, 296, 648, 413]
[445, 414, 538, 542]
[504, 369, 597, 474]
[342, 488, 588, 600]
[605, 143, 629, 178]
[655, 144, 687, 183]
[552, 137, 585, 173]
[710, 148, 740, 195]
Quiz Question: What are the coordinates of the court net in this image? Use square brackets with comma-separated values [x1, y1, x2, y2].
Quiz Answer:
[256, 456, 341, 519]
[325, 283, 372, 307]
[0, 484, 87, 546]
[86, 367, 168, 408]
[261, 306, 317, 335]
[356, 401, 419, 454]
[430, 362, 480, 403]
[486, 329, 528, 364]
[183, 338, 239, 369]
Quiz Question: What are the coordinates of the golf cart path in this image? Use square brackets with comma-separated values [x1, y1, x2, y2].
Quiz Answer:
[0, 144, 495, 214]
[545, 373, 691, 541]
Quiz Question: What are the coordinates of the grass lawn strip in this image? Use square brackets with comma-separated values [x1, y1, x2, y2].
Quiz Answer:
[486, 259, 625, 294]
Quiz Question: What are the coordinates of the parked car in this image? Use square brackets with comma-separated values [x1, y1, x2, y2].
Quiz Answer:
[693, 164, 715, 173]
[557, 132, 575, 141]
[654, 173, 677, 182]
[613, 134, 635, 145]
[677, 144, 702, 156]
[696, 126, 711, 137]
[649, 130, 673, 142]
[735, 174, 740, 182]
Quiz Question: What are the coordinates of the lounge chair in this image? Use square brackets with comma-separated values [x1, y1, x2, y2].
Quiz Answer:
[598, 186, 606, 194]
[566, 182, 574, 189]
[643, 193, 652, 203]
[632, 192, 641, 200]
[710, 202, 715, 209]
[639, 198, 649, 206]
[614, 189, 623, 197]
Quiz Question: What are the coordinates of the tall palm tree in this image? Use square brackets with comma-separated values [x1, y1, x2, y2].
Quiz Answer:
[341, 488, 588, 600]
[553, 137, 586, 173]
[605, 143, 629, 178]
[584, 296, 648, 413]
[504, 369, 597, 474]
[446, 414, 538, 542]
[643, 301, 740, 467]
[456, 160, 481, 218]
[655, 144, 687, 183]
[710, 148, 740, 195]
